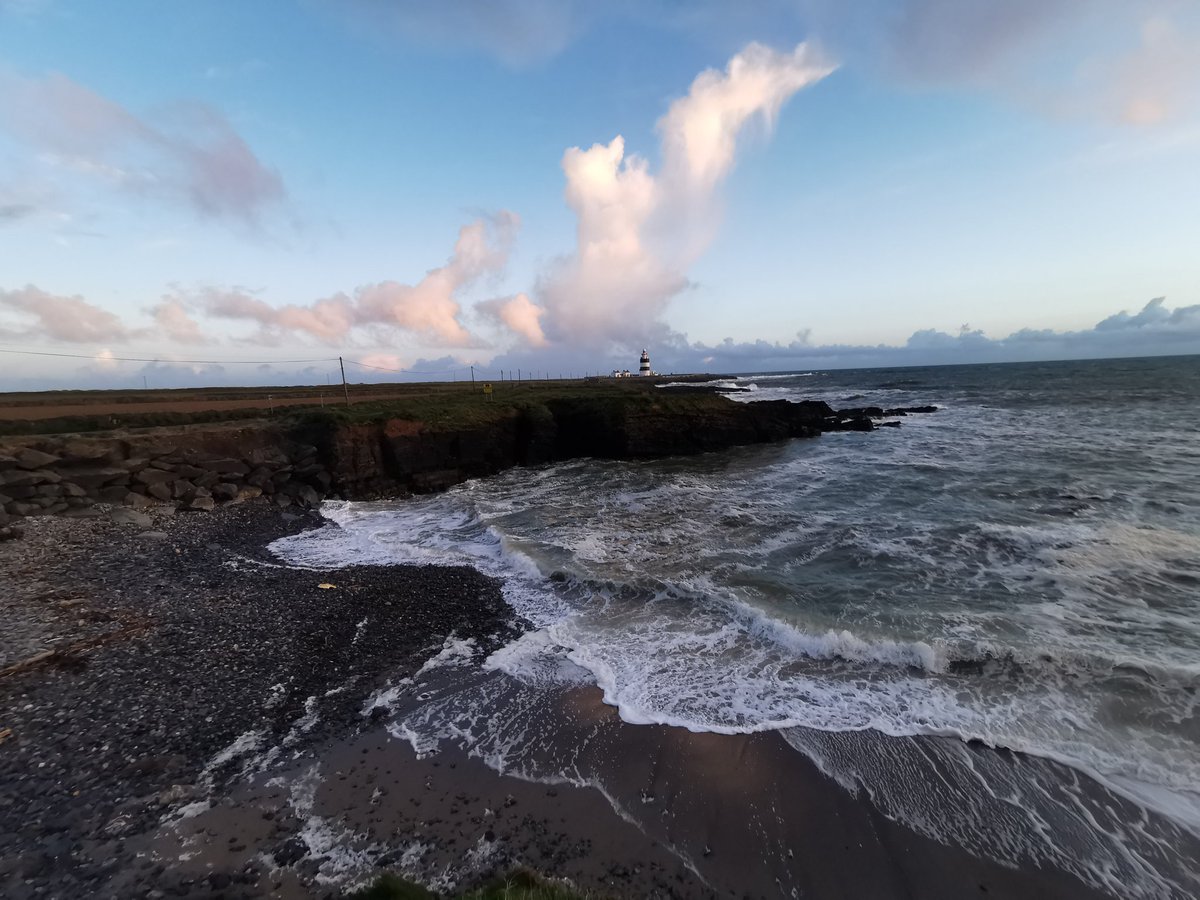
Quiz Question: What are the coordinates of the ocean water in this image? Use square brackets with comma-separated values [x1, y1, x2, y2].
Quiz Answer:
[271, 355, 1200, 898]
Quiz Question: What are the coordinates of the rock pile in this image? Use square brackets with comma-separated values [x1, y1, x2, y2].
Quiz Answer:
[0, 438, 332, 526]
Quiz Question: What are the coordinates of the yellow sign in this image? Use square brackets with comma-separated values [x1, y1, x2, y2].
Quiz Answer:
[483, 383, 493, 395]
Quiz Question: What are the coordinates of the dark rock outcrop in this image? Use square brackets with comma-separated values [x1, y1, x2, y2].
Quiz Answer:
[0, 394, 939, 520]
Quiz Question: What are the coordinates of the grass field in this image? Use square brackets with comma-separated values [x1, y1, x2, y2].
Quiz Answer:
[0, 376, 719, 436]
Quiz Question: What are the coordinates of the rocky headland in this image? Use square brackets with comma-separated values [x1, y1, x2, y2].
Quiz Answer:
[0, 387, 936, 529]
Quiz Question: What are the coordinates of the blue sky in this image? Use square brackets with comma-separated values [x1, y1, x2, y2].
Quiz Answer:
[1, 0, 1198, 388]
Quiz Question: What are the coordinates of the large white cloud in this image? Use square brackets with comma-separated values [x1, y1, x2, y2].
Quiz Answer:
[530, 42, 834, 351]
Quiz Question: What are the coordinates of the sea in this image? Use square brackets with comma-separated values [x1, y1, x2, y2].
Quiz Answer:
[270, 355, 1200, 898]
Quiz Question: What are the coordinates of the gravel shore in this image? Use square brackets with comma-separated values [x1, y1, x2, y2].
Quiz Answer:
[0, 501, 518, 898]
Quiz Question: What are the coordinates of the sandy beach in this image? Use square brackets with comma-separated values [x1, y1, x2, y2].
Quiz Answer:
[0, 501, 1123, 898]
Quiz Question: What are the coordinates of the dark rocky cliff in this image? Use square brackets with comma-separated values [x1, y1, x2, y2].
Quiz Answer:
[0, 391, 921, 525]
[309, 396, 840, 497]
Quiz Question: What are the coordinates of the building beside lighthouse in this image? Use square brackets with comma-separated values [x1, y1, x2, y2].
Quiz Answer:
[639, 349, 651, 376]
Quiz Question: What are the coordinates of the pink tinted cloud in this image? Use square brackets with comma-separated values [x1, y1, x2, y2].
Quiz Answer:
[200, 212, 519, 346]
[0, 284, 132, 342]
[0, 69, 284, 225]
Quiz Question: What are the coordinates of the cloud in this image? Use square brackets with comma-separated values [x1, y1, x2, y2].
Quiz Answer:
[201, 212, 519, 346]
[477, 292, 547, 346]
[148, 295, 212, 345]
[0, 284, 132, 343]
[0, 68, 285, 225]
[329, 0, 589, 65]
[0, 203, 35, 223]
[527, 42, 833, 351]
[796, 1, 1200, 126]
[1104, 15, 1200, 125]
[675, 297, 1200, 371]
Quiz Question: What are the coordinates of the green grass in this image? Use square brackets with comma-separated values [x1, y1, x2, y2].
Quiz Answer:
[292, 379, 734, 431]
[0, 377, 732, 437]
[345, 868, 597, 900]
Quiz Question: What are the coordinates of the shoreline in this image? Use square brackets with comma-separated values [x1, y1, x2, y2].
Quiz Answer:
[0, 500, 1128, 898]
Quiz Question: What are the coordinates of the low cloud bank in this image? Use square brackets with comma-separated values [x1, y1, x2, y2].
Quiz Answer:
[674, 298, 1200, 372]
[3, 297, 1196, 391]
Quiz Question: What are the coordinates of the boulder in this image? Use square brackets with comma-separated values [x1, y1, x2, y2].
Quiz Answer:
[99, 485, 132, 503]
[134, 468, 175, 486]
[211, 482, 240, 502]
[36, 484, 64, 498]
[282, 481, 321, 506]
[193, 471, 220, 489]
[245, 447, 290, 468]
[123, 492, 155, 509]
[66, 467, 131, 489]
[58, 441, 122, 465]
[16, 448, 61, 470]
[200, 458, 250, 476]
[245, 467, 274, 488]
[171, 464, 208, 480]
[110, 507, 153, 527]
[233, 486, 263, 503]
[6, 501, 37, 517]
[180, 495, 215, 512]
[122, 457, 150, 473]
[0, 454, 18, 471]
[0, 468, 55, 488]
[61, 483, 89, 498]
[146, 482, 174, 502]
[171, 480, 195, 499]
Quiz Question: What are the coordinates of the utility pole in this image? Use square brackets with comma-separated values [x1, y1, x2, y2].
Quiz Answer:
[339, 356, 350, 407]
[518, 368, 521, 381]
[471, 365, 475, 386]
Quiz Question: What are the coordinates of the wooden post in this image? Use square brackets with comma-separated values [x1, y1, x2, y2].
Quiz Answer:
[339, 356, 350, 406]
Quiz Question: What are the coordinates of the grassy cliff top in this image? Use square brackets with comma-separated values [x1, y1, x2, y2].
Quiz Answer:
[0, 377, 734, 437]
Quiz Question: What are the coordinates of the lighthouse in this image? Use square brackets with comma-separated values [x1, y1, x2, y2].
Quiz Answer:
[639, 349, 651, 376]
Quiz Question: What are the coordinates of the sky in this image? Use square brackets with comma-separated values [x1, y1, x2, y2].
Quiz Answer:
[1, 0, 1198, 389]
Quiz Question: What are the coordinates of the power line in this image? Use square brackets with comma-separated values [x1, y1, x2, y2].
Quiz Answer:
[0, 345, 504, 380]
[0, 347, 338, 365]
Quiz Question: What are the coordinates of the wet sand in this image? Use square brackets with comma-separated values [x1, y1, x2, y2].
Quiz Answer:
[122, 676, 1114, 900]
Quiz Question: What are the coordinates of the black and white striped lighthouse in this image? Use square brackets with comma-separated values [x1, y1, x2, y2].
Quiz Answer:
[639, 349, 651, 376]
